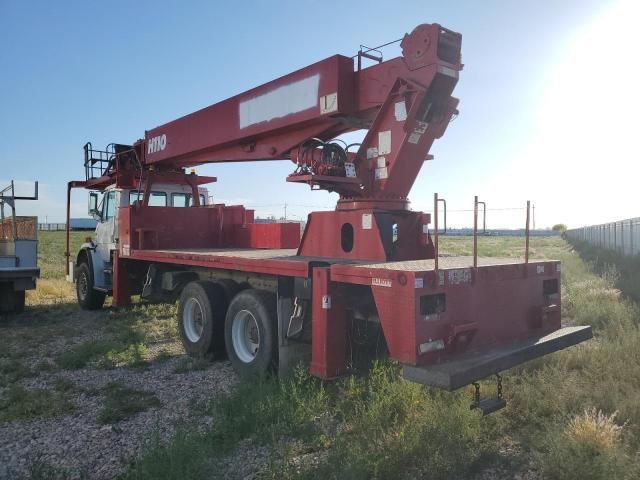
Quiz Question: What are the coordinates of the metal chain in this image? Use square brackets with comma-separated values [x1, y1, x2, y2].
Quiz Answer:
[472, 382, 480, 405]
[496, 373, 503, 399]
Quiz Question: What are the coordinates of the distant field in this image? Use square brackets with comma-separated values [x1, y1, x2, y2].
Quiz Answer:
[2, 232, 639, 479]
[37, 231, 86, 280]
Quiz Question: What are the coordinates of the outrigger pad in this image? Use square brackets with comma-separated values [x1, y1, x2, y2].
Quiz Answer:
[403, 325, 593, 391]
[471, 397, 507, 416]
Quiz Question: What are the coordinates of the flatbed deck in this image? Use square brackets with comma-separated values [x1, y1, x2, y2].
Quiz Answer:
[127, 247, 552, 279]
[350, 255, 547, 271]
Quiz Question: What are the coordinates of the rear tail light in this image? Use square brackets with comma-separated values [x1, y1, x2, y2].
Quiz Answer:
[419, 338, 445, 354]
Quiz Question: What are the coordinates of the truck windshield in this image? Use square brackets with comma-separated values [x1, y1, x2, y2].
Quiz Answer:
[129, 191, 167, 206]
[171, 193, 206, 207]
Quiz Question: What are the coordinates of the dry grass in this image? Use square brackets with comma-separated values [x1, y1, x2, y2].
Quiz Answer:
[535, 407, 636, 480]
[26, 278, 75, 305]
[566, 408, 624, 451]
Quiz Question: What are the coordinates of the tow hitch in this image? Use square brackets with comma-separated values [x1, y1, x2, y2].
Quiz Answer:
[471, 374, 507, 415]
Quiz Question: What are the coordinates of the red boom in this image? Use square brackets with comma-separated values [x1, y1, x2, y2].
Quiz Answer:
[141, 23, 462, 207]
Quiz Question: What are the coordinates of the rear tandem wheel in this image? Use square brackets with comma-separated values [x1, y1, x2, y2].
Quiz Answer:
[177, 281, 228, 358]
[224, 289, 277, 377]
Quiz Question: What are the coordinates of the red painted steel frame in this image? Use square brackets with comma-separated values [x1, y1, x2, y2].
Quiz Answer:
[67, 22, 583, 385]
[331, 259, 562, 368]
[310, 267, 348, 378]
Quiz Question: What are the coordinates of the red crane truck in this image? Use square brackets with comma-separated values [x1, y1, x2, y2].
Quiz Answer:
[66, 23, 591, 413]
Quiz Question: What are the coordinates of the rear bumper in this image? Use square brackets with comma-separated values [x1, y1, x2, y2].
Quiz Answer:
[402, 325, 592, 390]
[0, 267, 40, 280]
[0, 267, 39, 291]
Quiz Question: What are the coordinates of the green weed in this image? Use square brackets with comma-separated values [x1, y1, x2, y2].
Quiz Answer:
[126, 364, 496, 480]
[155, 350, 176, 363]
[292, 362, 496, 480]
[0, 357, 34, 387]
[0, 385, 74, 422]
[97, 382, 161, 424]
[568, 239, 640, 304]
[56, 340, 118, 369]
[56, 337, 150, 369]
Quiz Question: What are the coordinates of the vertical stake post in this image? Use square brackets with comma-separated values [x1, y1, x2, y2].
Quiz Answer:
[473, 195, 478, 269]
[525, 200, 531, 263]
[65, 183, 72, 276]
[477, 200, 486, 234]
[434, 193, 439, 272]
[10, 181, 17, 241]
[440, 197, 447, 234]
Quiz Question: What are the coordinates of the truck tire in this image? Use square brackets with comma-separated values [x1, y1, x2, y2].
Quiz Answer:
[12, 290, 25, 314]
[214, 278, 240, 304]
[225, 289, 277, 377]
[178, 281, 227, 358]
[0, 285, 25, 314]
[76, 262, 106, 310]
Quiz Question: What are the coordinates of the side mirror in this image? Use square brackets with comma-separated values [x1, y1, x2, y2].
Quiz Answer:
[88, 192, 101, 220]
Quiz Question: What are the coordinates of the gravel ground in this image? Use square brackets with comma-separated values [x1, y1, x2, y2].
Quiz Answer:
[0, 306, 240, 480]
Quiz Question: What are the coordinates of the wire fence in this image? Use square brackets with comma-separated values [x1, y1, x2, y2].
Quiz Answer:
[254, 202, 548, 232]
[38, 223, 66, 231]
[566, 217, 640, 256]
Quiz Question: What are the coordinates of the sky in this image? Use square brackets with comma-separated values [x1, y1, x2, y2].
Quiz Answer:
[1, 0, 637, 229]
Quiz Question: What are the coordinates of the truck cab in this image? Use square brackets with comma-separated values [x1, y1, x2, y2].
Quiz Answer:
[73, 183, 209, 309]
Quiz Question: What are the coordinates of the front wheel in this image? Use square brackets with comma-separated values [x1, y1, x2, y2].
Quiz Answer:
[224, 289, 277, 377]
[76, 262, 106, 310]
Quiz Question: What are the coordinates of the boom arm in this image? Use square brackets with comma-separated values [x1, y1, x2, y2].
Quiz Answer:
[139, 23, 462, 207]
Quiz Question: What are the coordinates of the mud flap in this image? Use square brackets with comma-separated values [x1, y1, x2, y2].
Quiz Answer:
[402, 325, 593, 391]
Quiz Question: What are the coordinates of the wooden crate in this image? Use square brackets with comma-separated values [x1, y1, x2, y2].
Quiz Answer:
[0, 216, 37, 240]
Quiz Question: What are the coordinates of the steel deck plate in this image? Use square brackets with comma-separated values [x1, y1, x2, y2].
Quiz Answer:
[130, 249, 556, 279]
[129, 248, 368, 278]
[151, 248, 299, 260]
[351, 256, 550, 272]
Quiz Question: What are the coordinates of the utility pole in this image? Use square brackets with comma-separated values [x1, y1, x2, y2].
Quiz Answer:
[284, 203, 287, 221]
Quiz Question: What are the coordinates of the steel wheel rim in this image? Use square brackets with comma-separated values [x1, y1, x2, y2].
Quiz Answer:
[79, 271, 88, 299]
[183, 297, 205, 343]
[231, 309, 261, 363]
